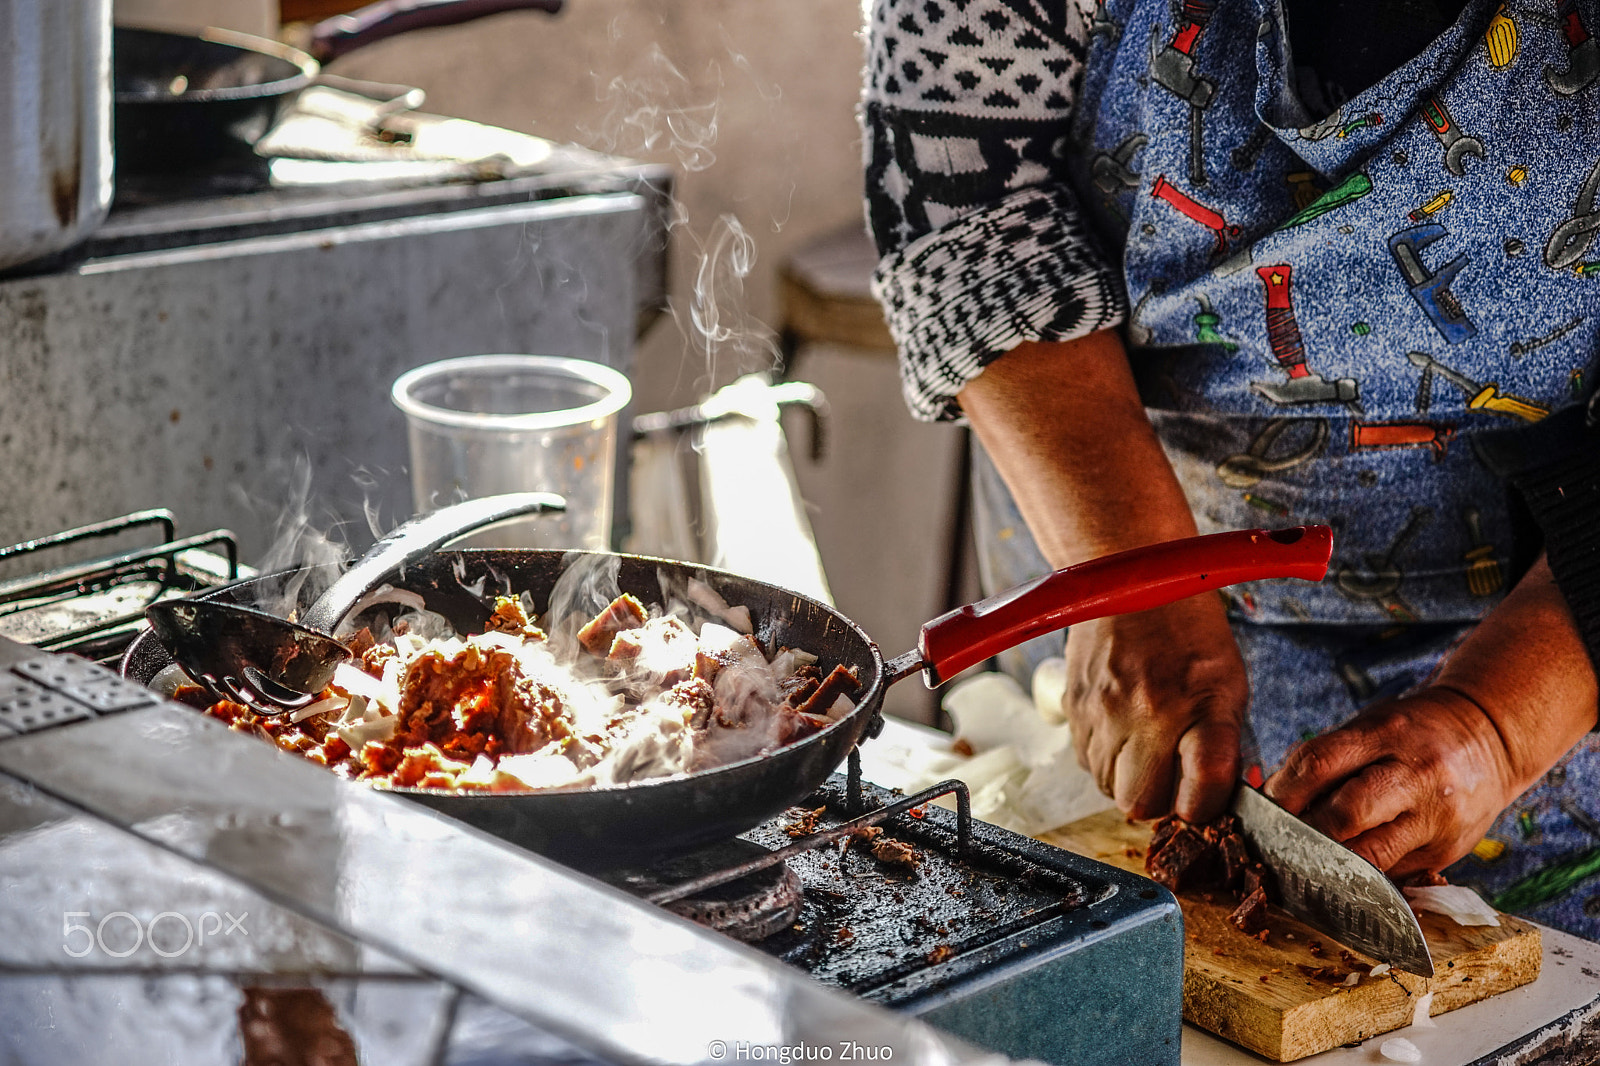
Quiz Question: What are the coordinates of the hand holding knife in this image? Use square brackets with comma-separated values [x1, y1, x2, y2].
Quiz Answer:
[1230, 784, 1434, 976]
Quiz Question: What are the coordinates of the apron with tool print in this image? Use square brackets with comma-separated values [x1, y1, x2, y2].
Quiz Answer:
[979, 0, 1600, 937]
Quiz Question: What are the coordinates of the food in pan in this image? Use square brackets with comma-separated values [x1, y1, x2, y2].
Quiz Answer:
[198, 583, 859, 792]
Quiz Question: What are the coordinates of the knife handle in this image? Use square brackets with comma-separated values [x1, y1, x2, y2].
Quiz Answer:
[917, 526, 1333, 686]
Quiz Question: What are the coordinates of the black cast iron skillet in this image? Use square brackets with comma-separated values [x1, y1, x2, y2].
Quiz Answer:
[122, 528, 1332, 865]
[114, 0, 563, 174]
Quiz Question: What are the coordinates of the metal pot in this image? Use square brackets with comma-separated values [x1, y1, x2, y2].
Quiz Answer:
[114, 0, 563, 175]
[0, 0, 114, 273]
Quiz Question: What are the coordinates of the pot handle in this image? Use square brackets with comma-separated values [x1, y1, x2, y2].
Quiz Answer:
[915, 525, 1333, 686]
[310, 0, 565, 65]
[298, 492, 565, 634]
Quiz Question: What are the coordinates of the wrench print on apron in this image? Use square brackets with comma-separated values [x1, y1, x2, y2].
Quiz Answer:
[976, 0, 1600, 936]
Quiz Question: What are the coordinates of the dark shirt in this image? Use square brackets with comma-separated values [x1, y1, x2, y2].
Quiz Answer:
[1285, 0, 1472, 117]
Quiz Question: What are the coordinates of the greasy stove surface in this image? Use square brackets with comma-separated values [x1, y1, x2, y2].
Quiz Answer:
[746, 780, 1103, 996]
[603, 777, 1187, 1063]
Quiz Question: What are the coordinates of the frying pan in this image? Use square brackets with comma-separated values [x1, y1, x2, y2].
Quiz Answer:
[114, 0, 563, 174]
[122, 527, 1333, 865]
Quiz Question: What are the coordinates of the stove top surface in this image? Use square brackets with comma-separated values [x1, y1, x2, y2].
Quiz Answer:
[605, 777, 1113, 999]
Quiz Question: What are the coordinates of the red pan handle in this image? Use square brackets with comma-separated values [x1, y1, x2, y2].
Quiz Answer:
[915, 525, 1333, 686]
[310, 0, 564, 64]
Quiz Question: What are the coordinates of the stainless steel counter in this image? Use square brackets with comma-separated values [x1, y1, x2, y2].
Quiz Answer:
[0, 158, 671, 559]
[0, 685, 1006, 1066]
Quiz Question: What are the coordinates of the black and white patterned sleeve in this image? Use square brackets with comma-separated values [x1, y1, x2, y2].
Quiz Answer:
[863, 0, 1126, 422]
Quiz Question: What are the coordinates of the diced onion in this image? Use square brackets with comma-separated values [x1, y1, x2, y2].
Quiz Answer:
[331, 662, 386, 702]
[1370, 963, 1391, 977]
[289, 696, 346, 724]
[1379, 1037, 1421, 1063]
[456, 754, 501, 789]
[1403, 884, 1501, 927]
[337, 584, 428, 634]
[336, 714, 397, 749]
[1410, 989, 1436, 1029]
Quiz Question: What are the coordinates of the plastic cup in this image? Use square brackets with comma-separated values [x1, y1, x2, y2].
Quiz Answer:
[391, 355, 632, 549]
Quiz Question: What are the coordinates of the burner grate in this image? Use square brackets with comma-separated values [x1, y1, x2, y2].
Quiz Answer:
[0, 511, 244, 662]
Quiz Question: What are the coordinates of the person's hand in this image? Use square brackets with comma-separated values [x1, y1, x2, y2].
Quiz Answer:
[1263, 686, 1519, 879]
[1064, 591, 1248, 823]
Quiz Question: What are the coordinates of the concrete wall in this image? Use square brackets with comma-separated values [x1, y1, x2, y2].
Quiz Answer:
[324, 0, 864, 412]
[326, 0, 975, 724]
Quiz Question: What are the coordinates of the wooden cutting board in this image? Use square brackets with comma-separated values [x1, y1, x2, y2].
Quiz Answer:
[1039, 809, 1542, 1062]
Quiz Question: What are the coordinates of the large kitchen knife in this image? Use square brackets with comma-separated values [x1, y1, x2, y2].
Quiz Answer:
[1230, 784, 1435, 977]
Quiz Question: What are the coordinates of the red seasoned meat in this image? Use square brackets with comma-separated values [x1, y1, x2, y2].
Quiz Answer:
[396, 642, 572, 757]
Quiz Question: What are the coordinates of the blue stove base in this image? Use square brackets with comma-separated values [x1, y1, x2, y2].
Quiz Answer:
[865, 807, 1184, 1066]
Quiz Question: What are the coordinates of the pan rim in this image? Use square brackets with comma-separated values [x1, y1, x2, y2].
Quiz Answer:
[113, 26, 317, 105]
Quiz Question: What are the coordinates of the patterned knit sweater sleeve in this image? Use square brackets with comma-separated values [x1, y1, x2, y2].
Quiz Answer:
[863, 0, 1127, 423]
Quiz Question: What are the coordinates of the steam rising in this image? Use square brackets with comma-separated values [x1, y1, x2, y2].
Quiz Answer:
[581, 28, 791, 393]
[688, 214, 767, 386]
[585, 44, 722, 172]
[246, 456, 349, 620]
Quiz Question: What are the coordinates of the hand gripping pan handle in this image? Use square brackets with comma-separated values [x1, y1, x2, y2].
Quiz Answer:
[910, 526, 1333, 686]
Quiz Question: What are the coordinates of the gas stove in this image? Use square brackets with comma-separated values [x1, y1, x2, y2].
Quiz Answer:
[602, 772, 1182, 1063]
[0, 515, 1184, 1066]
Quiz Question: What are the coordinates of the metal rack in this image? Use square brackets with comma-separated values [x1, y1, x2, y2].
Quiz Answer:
[0, 510, 243, 661]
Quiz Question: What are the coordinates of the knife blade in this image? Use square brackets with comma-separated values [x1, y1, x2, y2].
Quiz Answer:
[1230, 785, 1434, 977]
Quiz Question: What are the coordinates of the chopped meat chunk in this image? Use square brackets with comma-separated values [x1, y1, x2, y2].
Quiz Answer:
[1240, 862, 1272, 900]
[870, 837, 919, 868]
[789, 663, 859, 717]
[1146, 825, 1215, 892]
[487, 596, 546, 640]
[1230, 885, 1271, 934]
[1218, 827, 1250, 890]
[577, 594, 648, 654]
[1149, 814, 1183, 856]
[607, 615, 697, 685]
[778, 664, 822, 703]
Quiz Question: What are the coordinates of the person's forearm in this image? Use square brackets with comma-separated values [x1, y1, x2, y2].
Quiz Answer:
[1434, 554, 1600, 792]
[956, 332, 1199, 568]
